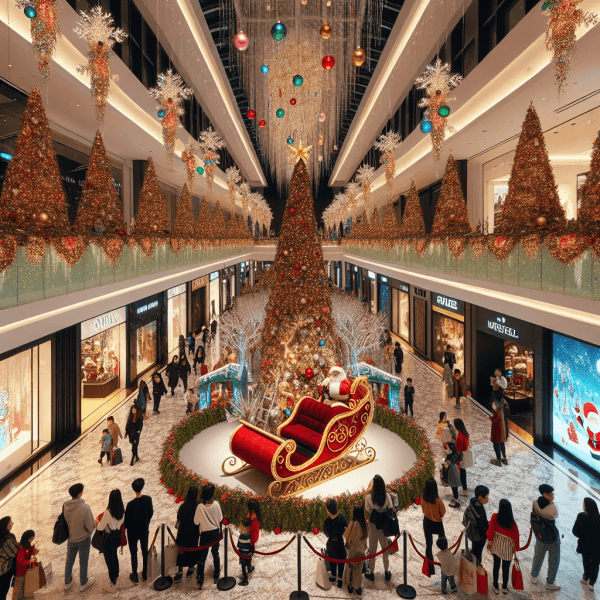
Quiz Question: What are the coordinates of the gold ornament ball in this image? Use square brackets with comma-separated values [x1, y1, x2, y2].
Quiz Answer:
[152, 224, 158, 231]
[38, 212, 49, 223]
[352, 47, 366, 67]
[301, 0, 307, 4]
[319, 23, 332, 39]
[536, 216, 547, 228]
[326, 0, 332, 5]
[301, 298, 307, 304]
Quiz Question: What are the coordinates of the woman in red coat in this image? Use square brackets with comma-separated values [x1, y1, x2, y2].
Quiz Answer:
[245, 499, 261, 575]
[453, 418, 470, 495]
[490, 400, 509, 466]
[13, 530, 38, 600]
[487, 499, 520, 594]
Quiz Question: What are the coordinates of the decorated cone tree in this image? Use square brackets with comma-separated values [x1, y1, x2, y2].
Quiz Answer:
[369, 207, 383, 239]
[0, 87, 70, 234]
[382, 200, 401, 238]
[400, 182, 426, 237]
[260, 142, 337, 400]
[496, 103, 566, 234]
[196, 197, 215, 242]
[133, 157, 169, 236]
[579, 131, 600, 227]
[173, 183, 195, 237]
[212, 200, 226, 241]
[431, 155, 471, 237]
[75, 130, 126, 234]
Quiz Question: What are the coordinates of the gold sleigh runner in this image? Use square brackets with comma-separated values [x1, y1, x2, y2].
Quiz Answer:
[222, 377, 376, 498]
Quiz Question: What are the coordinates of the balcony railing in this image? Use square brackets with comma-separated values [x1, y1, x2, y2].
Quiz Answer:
[0, 243, 253, 309]
[343, 243, 600, 301]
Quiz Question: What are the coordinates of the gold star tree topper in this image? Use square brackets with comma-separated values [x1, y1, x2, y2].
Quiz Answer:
[288, 140, 313, 164]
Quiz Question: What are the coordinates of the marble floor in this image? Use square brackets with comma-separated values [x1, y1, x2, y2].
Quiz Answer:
[1, 343, 599, 600]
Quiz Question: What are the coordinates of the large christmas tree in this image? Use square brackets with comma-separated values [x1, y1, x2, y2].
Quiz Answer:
[133, 157, 169, 235]
[212, 200, 226, 241]
[579, 131, 600, 226]
[400, 182, 426, 237]
[0, 87, 70, 233]
[431, 155, 471, 237]
[260, 143, 336, 399]
[382, 199, 401, 238]
[497, 103, 566, 234]
[196, 197, 215, 242]
[75, 130, 126, 234]
[173, 183, 195, 237]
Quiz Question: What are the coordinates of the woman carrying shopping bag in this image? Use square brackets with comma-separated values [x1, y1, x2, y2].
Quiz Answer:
[344, 506, 368, 595]
[486, 499, 520, 594]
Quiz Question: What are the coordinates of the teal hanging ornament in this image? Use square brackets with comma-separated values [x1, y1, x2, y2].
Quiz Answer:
[319, 340, 325, 347]
[293, 75, 304, 87]
[276, 108, 285, 118]
[284, 408, 291, 416]
[271, 22, 287, 41]
[420, 119, 433, 133]
[437, 105, 450, 117]
[158, 109, 166, 118]
[196, 166, 205, 175]
[261, 64, 269, 74]
[541, 0, 552, 10]
[24, 6, 36, 18]
[287, 137, 294, 144]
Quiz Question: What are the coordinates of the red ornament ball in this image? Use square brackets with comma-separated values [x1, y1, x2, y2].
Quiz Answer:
[322, 308, 329, 314]
[118, 230, 126, 236]
[322, 55, 335, 70]
[305, 227, 309, 231]
[305, 367, 314, 378]
[247, 109, 256, 119]
[274, 527, 281, 535]
[313, 527, 320, 535]
[316, 321, 322, 327]
[259, 119, 266, 127]
[86, 182, 93, 189]
[222, 518, 229, 526]
[289, 208, 296, 215]
[295, 264, 301, 270]
[290, 98, 297, 105]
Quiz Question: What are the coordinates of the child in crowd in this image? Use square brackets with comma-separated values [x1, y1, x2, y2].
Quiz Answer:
[13, 530, 39, 600]
[184, 388, 198, 414]
[404, 378, 415, 417]
[99, 429, 113, 465]
[436, 536, 458, 594]
[237, 518, 254, 586]
[246, 499, 261, 563]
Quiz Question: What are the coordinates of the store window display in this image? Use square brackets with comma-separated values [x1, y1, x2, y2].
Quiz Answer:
[137, 321, 157, 375]
[433, 314, 464, 373]
[167, 285, 187, 354]
[503, 341, 534, 435]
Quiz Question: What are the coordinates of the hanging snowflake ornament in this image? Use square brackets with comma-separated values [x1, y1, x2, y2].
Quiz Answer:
[374, 131, 402, 195]
[181, 138, 197, 190]
[150, 69, 193, 164]
[415, 58, 463, 165]
[198, 126, 226, 195]
[16, 0, 61, 82]
[74, 6, 127, 128]
[225, 167, 242, 213]
[543, 0, 598, 96]
[238, 181, 252, 216]
[356, 164, 376, 218]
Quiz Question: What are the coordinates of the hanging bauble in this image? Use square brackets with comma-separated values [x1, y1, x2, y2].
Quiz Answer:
[420, 119, 433, 133]
[24, 6, 36, 18]
[322, 55, 335, 70]
[247, 109, 256, 119]
[327, 0, 332, 5]
[290, 98, 297, 105]
[352, 47, 366, 67]
[319, 340, 325, 346]
[536, 216, 547, 227]
[437, 105, 451, 117]
[276, 108, 285, 118]
[318, 113, 326, 122]
[233, 31, 249, 51]
[287, 137, 294, 144]
[301, 0, 308, 4]
[158, 109, 166, 118]
[259, 119, 266, 127]
[318, 136, 324, 146]
[196, 166, 205, 175]
[305, 367, 314, 378]
[541, 0, 551, 9]
[261, 64, 269, 74]
[271, 22, 287, 41]
[319, 23, 332, 39]
[293, 74, 304, 87]
[38, 212, 49, 223]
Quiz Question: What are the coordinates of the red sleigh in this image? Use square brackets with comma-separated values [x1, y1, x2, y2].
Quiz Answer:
[222, 377, 376, 498]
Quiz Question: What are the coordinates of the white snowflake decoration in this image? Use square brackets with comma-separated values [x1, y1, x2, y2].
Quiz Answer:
[74, 6, 126, 48]
[415, 58, 463, 98]
[198, 126, 226, 157]
[374, 131, 402, 155]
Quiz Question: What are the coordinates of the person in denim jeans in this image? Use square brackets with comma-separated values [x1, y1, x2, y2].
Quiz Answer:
[63, 483, 96, 592]
[530, 484, 561, 591]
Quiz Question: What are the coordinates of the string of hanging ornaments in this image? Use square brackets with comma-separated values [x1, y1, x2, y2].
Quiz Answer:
[541, 0, 598, 96]
[416, 59, 463, 166]
[74, 6, 128, 129]
[226, 0, 384, 194]
[198, 127, 226, 200]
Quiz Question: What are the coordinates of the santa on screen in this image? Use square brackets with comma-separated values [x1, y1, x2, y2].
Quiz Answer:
[575, 400, 600, 461]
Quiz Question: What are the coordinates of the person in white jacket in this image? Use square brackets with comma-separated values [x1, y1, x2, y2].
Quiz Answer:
[95, 490, 125, 594]
[530, 484, 561, 591]
[193, 484, 222, 590]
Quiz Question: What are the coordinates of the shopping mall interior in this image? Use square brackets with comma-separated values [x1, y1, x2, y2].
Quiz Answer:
[1, 0, 600, 598]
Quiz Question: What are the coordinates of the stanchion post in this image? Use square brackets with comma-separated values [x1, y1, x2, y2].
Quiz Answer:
[396, 530, 416, 599]
[289, 533, 309, 600]
[154, 524, 173, 591]
[217, 526, 236, 591]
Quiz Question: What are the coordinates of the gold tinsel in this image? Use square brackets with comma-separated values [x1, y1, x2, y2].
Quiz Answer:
[99, 235, 124, 266]
[52, 235, 87, 267]
[520, 233, 541, 260]
[469, 236, 487, 259]
[24, 235, 46, 264]
[0, 235, 18, 273]
[446, 237, 466, 260]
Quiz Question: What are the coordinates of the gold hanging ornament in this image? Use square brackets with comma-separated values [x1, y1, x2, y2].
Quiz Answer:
[181, 138, 197, 190]
[374, 131, 402, 199]
[225, 167, 242, 215]
[198, 127, 226, 198]
[288, 140, 313, 165]
[74, 6, 128, 128]
[319, 23, 332, 39]
[356, 164, 375, 217]
[352, 47, 366, 67]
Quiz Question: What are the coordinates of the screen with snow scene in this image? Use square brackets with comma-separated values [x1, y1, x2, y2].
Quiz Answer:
[553, 332, 600, 475]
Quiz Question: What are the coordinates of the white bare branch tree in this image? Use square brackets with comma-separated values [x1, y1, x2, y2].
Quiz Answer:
[219, 290, 269, 393]
[331, 291, 388, 375]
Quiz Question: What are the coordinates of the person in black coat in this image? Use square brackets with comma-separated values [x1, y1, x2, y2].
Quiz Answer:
[573, 497, 600, 590]
[166, 356, 179, 396]
[178, 357, 192, 392]
[124, 478, 153, 584]
[151, 371, 167, 414]
[188, 332, 195, 359]
[201, 326, 209, 347]
[125, 405, 143, 466]
[178, 335, 186, 360]
[174, 487, 200, 583]
[393, 342, 404, 375]
[194, 344, 205, 374]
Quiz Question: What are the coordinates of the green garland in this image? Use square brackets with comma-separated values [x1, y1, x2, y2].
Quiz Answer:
[159, 404, 435, 533]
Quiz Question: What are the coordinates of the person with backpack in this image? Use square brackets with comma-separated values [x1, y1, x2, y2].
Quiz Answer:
[462, 485, 490, 566]
[572, 497, 600, 592]
[364, 475, 393, 582]
[530, 484, 561, 591]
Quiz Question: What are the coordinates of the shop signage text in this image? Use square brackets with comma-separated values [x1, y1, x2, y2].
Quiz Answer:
[192, 275, 209, 291]
[476, 308, 535, 347]
[167, 284, 185, 299]
[433, 293, 464, 315]
[136, 300, 158, 315]
[487, 317, 519, 339]
[414, 287, 427, 298]
[399, 283, 409, 294]
[81, 307, 126, 340]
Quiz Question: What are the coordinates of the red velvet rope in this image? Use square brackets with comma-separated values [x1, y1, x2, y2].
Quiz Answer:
[303, 534, 400, 564]
[228, 532, 296, 557]
[408, 532, 464, 566]
[517, 528, 533, 552]
[177, 534, 223, 553]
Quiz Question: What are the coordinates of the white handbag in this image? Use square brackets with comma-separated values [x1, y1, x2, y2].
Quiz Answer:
[315, 557, 332, 590]
[461, 449, 474, 469]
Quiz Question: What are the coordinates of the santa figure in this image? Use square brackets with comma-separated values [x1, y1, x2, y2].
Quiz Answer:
[575, 400, 600, 460]
[319, 365, 352, 407]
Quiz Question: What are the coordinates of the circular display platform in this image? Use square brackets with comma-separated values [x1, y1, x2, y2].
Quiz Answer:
[179, 421, 417, 500]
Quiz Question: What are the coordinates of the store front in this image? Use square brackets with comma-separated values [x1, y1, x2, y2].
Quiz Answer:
[129, 294, 164, 381]
[80, 308, 127, 425]
[391, 282, 410, 342]
[221, 267, 236, 312]
[432, 293, 465, 374]
[475, 308, 537, 440]
[378, 275, 390, 316]
[333, 261, 342, 288]
[0, 342, 52, 481]
[167, 284, 187, 354]
[552, 333, 600, 477]
[191, 275, 209, 334]
[237, 262, 250, 292]
[209, 271, 220, 321]
[362, 270, 377, 313]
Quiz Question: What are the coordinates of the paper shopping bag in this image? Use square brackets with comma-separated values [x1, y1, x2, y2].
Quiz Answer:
[315, 557, 331, 590]
[477, 565, 488, 595]
[459, 549, 477, 595]
[511, 557, 524, 590]
[24, 563, 42, 594]
[387, 538, 399, 555]
[422, 557, 433, 577]
[163, 541, 180, 575]
[146, 545, 161, 583]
